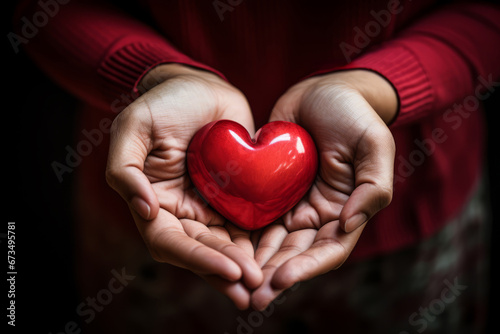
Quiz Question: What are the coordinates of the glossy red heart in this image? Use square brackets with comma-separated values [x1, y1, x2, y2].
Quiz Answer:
[187, 120, 318, 230]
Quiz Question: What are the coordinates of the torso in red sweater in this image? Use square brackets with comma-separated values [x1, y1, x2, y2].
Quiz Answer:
[17, 0, 500, 260]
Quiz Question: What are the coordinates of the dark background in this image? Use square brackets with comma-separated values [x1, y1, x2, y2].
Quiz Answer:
[5, 3, 80, 332]
[5, 33, 80, 334]
[4, 2, 500, 334]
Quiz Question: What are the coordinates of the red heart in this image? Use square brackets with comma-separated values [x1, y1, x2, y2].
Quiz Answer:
[187, 120, 318, 230]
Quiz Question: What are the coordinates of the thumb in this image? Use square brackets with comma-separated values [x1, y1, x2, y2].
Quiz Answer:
[268, 89, 302, 124]
[105, 107, 160, 220]
[339, 126, 395, 233]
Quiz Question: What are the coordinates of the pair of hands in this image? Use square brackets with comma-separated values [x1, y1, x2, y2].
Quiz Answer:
[105, 63, 397, 310]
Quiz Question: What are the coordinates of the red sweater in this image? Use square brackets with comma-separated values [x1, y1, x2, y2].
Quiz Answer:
[15, 0, 500, 260]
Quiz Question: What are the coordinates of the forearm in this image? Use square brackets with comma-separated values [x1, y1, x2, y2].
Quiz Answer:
[313, 2, 500, 127]
[13, 0, 222, 112]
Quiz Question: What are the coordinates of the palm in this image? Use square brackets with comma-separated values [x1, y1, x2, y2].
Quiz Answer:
[107, 67, 261, 309]
[251, 75, 395, 310]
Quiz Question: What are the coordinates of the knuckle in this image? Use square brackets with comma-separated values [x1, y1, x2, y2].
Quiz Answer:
[104, 165, 120, 188]
[109, 104, 143, 134]
[148, 248, 163, 263]
[149, 247, 164, 263]
[109, 115, 121, 135]
[377, 184, 394, 208]
[109, 108, 129, 134]
[146, 230, 169, 263]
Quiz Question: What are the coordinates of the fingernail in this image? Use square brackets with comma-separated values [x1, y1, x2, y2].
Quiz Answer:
[345, 213, 368, 232]
[131, 197, 151, 220]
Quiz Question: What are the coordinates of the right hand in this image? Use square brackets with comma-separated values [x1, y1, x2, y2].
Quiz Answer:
[105, 64, 262, 309]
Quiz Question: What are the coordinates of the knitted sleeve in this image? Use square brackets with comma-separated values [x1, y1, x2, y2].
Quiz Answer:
[12, 0, 225, 113]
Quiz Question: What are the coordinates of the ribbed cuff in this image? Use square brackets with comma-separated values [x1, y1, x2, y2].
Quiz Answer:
[97, 40, 225, 110]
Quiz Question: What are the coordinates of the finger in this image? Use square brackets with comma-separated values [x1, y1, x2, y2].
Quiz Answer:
[251, 229, 316, 310]
[136, 210, 242, 281]
[152, 177, 225, 226]
[282, 196, 321, 231]
[340, 183, 390, 233]
[249, 268, 283, 311]
[217, 90, 256, 136]
[254, 223, 288, 267]
[268, 84, 303, 124]
[225, 223, 256, 259]
[261, 229, 317, 273]
[339, 126, 395, 232]
[182, 219, 263, 289]
[250, 229, 262, 251]
[208, 225, 232, 241]
[271, 221, 365, 290]
[106, 105, 160, 220]
[201, 275, 252, 310]
[282, 180, 349, 231]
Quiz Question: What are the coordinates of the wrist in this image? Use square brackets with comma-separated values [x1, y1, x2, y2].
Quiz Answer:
[319, 70, 398, 124]
[351, 70, 398, 124]
[137, 63, 221, 93]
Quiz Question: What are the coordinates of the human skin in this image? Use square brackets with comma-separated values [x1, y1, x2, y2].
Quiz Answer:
[106, 64, 397, 310]
[105, 63, 262, 310]
[250, 69, 397, 310]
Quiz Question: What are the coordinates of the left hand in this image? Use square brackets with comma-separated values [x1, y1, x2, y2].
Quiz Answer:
[250, 70, 398, 310]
